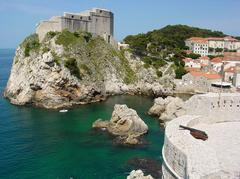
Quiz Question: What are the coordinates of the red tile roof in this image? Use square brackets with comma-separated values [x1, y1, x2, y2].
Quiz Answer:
[199, 56, 210, 60]
[183, 58, 193, 63]
[187, 36, 239, 43]
[187, 37, 208, 44]
[185, 67, 201, 72]
[211, 57, 223, 63]
[204, 73, 222, 79]
[207, 37, 224, 41]
[224, 36, 239, 42]
[224, 52, 240, 57]
[189, 71, 222, 79]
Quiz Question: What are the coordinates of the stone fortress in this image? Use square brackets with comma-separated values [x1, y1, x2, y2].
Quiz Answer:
[36, 8, 115, 45]
[162, 93, 240, 179]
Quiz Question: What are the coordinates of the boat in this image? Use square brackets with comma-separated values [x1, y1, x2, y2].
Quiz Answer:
[59, 109, 68, 113]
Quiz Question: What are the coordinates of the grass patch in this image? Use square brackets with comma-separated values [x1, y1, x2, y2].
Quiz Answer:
[21, 34, 40, 57]
[51, 51, 61, 65]
[80, 64, 92, 75]
[142, 56, 167, 69]
[64, 58, 81, 79]
[55, 30, 89, 47]
[118, 50, 137, 84]
[42, 47, 50, 54]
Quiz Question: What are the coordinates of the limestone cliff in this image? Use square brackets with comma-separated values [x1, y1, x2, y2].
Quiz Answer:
[4, 31, 174, 109]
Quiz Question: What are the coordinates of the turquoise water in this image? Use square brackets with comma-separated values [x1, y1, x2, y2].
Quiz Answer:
[0, 49, 164, 179]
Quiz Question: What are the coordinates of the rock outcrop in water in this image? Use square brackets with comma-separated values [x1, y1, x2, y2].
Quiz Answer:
[93, 104, 148, 144]
[4, 31, 174, 109]
[127, 157, 162, 178]
[148, 96, 185, 123]
[127, 170, 153, 179]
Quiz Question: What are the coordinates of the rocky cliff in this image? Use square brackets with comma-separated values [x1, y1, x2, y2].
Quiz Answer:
[4, 31, 174, 109]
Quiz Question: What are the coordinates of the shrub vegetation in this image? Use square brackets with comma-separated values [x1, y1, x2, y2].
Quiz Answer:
[21, 34, 40, 57]
[64, 58, 81, 79]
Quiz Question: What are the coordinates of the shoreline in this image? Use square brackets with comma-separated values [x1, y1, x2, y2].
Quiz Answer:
[3, 90, 194, 110]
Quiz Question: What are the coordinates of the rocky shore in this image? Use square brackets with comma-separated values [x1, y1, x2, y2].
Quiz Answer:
[148, 96, 186, 125]
[92, 104, 148, 145]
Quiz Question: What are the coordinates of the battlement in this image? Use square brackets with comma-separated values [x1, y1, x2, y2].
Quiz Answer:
[36, 8, 114, 44]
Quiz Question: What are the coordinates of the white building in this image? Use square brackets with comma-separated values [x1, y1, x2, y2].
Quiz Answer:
[185, 36, 240, 56]
[223, 36, 240, 50]
[183, 58, 201, 69]
[207, 37, 225, 49]
[117, 42, 129, 50]
[185, 37, 209, 56]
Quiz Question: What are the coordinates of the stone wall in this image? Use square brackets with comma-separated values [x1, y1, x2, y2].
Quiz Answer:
[181, 73, 211, 92]
[162, 93, 240, 179]
[36, 16, 62, 42]
[185, 93, 240, 121]
[162, 135, 187, 179]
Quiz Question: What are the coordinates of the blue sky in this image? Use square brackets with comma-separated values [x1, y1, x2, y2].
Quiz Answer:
[0, 0, 240, 48]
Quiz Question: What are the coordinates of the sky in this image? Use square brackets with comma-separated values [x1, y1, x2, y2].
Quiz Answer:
[0, 0, 240, 48]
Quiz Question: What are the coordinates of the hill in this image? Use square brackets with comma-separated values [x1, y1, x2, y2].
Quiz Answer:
[124, 24, 226, 55]
[124, 25, 227, 78]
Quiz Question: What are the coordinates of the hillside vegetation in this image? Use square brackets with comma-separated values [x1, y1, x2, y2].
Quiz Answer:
[124, 25, 227, 78]
[124, 25, 226, 55]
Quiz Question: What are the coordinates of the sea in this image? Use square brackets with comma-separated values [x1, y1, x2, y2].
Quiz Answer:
[0, 49, 165, 179]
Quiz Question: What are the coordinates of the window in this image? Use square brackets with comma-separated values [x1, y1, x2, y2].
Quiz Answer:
[71, 15, 74, 18]
[100, 10, 102, 13]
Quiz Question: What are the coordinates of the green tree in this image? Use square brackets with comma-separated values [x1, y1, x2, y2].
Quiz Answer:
[186, 53, 201, 59]
[175, 66, 187, 79]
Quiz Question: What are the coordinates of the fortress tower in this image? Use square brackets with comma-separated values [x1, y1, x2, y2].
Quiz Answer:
[36, 8, 114, 44]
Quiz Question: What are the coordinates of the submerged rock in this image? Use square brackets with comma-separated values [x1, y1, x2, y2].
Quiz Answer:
[127, 157, 162, 179]
[92, 119, 109, 129]
[148, 96, 185, 123]
[127, 170, 153, 179]
[92, 104, 148, 145]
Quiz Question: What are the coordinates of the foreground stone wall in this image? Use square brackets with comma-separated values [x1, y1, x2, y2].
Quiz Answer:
[185, 93, 240, 122]
[162, 93, 240, 179]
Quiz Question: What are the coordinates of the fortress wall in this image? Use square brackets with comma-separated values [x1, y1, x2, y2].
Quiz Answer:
[162, 115, 223, 179]
[61, 17, 90, 33]
[36, 18, 62, 42]
[162, 135, 187, 179]
[185, 93, 240, 121]
[90, 11, 113, 37]
[162, 93, 240, 179]
[36, 8, 114, 44]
